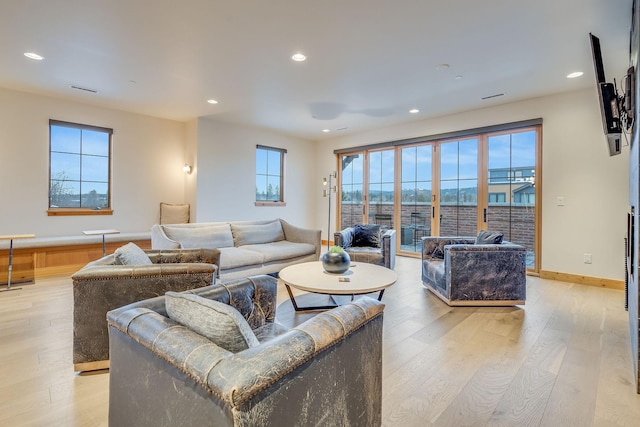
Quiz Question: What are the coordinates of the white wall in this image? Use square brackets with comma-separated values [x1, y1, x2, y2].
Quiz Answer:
[314, 88, 629, 280]
[0, 87, 187, 237]
[195, 118, 317, 227]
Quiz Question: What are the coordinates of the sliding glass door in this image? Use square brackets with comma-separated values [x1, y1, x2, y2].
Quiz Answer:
[336, 124, 541, 272]
[487, 130, 538, 269]
[339, 153, 364, 230]
[400, 145, 433, 251]
[439, 138, 479, 236]
[368, 150, 395, 230]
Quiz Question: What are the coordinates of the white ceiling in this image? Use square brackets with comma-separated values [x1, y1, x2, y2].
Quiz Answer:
[0, 0, 633, 140]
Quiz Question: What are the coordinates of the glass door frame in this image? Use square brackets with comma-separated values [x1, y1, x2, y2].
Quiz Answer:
[335, 124, 542, 274]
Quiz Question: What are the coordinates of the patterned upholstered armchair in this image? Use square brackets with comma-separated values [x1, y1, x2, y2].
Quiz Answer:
[334, 224, 396, 269]
[421, 235, 526, 306]
[107, 275, 384, 426]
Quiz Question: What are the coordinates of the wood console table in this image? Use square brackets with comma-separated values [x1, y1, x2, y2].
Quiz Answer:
[0, 234, 35, 292]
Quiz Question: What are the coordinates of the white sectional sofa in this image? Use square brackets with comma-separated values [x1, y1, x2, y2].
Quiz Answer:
[151, 219, 321, 280]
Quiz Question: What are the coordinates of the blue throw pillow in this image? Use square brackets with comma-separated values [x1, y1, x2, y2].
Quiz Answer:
[353, 224, 381, 247]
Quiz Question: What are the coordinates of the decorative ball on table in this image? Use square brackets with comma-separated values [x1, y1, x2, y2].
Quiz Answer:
[321, 245, 351, 274]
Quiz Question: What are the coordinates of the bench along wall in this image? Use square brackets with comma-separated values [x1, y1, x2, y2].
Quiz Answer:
[0, 235, 151, 285]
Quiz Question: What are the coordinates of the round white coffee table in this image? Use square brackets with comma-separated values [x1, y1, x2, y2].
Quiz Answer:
[279, 261, 397, 312]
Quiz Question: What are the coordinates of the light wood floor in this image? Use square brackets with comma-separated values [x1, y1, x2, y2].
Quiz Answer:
[1, 256, 639, 426]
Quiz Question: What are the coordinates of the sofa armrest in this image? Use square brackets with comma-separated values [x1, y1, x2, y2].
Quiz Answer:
[213, 298, 384, 408]
[421, 236, 475, 260]
[334, 227, 355, 249]
[151, 224, 181, 250]
[279, 219, 322, 258]
[381, 229, 396, 269]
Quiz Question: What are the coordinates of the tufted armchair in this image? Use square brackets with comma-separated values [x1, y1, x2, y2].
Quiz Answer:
[71, 247, 220, 372]
[107, 275, 385, 426]
[421, 236, 526, 306]
[334, 226, 396, 270]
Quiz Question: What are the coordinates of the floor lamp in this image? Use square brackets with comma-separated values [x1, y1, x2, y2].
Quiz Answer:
[323, 171, 337, 252]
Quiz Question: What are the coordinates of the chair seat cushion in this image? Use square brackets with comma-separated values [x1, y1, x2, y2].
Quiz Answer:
[240, 241, 316, 263]
[218, 247, 265, 269]
[345, 247, 384, 266]
[165, 291, 260, 353]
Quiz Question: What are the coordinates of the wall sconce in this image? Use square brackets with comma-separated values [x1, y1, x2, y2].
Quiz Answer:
[182, 164, 192, 174]
[323, 171, 337, 251]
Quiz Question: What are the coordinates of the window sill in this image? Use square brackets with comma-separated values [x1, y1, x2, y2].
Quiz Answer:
[254, 201, 286, 207]
[47, 208, 114, 216]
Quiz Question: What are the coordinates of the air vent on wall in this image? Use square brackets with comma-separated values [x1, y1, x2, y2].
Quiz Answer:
[481, 93, 505, 100]
[70, 85, 98, 94]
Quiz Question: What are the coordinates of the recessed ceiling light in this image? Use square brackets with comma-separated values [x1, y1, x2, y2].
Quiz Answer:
[454, 75, 463, 80]
[24, 52, 43, 60]
[409, 109, 419, 114]
[207, 99, 218, 104]
[291, 53, 306, 62]
[322, 129, 330, 133]
[566, 71, 584, 79]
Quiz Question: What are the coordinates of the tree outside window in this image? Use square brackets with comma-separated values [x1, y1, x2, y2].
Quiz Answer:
[48, 120, 112, 214]
[256, 145, 286, 204]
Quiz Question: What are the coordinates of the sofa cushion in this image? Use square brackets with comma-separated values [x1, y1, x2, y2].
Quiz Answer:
[165, 291, 260, 353]
[345, 247, 385, 266]
[475, 230, 504, 245]
[352, 224, 381, 247]
[240, 241, 316, 263]
[163, 224, 234, 249]
[231, 221, 285, 246]
[159, 202, 190, 224]
[218, 247, 265, 269]
[113, 242, 152, 265]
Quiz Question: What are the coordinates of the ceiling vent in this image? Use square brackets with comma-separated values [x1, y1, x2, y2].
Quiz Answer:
[481, 93, 505, 100]
[70, 85, 98, 94]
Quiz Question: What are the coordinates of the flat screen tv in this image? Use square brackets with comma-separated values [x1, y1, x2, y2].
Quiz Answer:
[590, 33, 623, 156]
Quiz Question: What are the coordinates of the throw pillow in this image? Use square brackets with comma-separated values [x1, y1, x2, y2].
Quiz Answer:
[114, 242, 152, 265]
[165, 291, 260, 353]
[352, 224, 381, 247]
[430, 246, 445, 259]
[475, 230, 504, 245]
[159, 202, 190, 224]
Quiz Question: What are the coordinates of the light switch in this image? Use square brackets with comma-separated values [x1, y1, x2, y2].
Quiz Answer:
[557, 196, 565, 206]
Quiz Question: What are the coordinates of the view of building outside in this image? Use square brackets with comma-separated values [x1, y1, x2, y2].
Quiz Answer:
[338, 128, 538, 269]
[49, 122, 110, 209]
